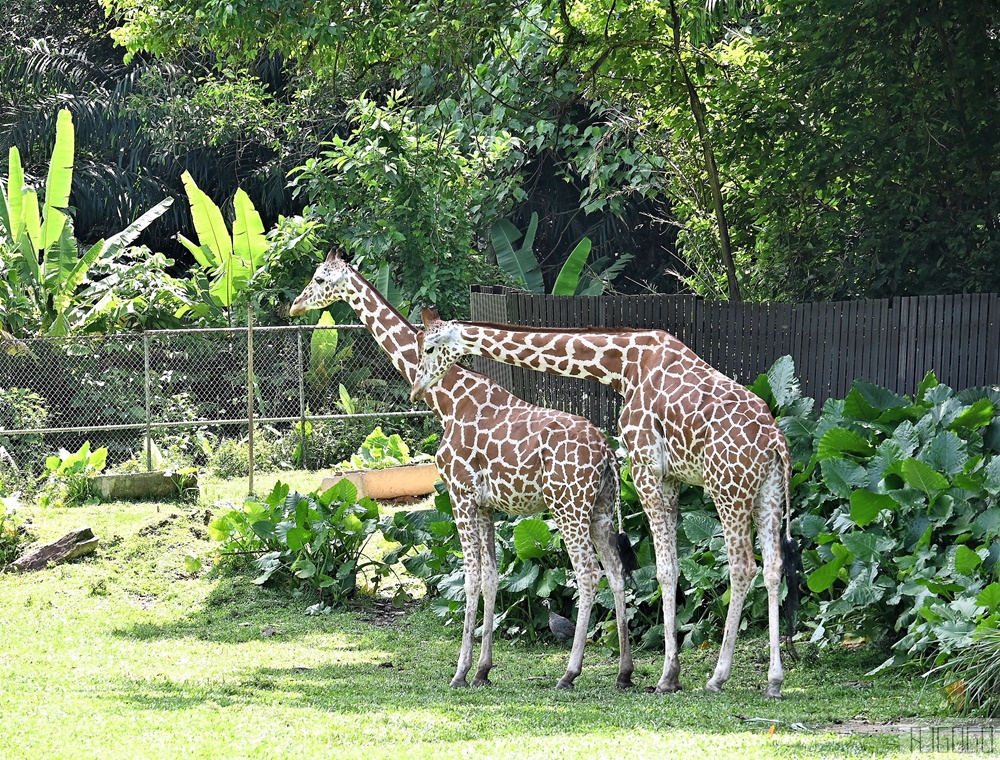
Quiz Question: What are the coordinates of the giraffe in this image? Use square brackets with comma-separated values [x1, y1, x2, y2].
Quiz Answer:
[288, 253, 634, 690]
[410, 308, 796, 699]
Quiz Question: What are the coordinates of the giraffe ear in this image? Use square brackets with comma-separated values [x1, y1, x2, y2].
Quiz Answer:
[325, 249, 339, 263]
[420, 306, 441, 326]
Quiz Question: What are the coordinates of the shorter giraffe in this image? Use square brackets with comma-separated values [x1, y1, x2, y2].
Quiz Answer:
[289, 253, 633, 690]
[411, 308, 797, 698]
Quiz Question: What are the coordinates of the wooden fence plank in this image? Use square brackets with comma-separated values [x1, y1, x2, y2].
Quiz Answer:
[469, 290, 1000, 425]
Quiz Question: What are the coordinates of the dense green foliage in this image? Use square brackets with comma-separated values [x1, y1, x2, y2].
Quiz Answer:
[96, 0, 999, 302]
[210, 478, 395, 607]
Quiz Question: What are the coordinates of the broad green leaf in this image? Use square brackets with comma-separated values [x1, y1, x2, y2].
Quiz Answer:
[766, 355, 800, 408]
[310, 311, 339, 375]
[953, 545, 982, 575]
[976, 582, 1000, 610]
[817, 427, 874, 460]
[820, 458, 868, 499]
[551, 236, 592, 295]
[985, 457, 1000, 496]
[840, 532, 881, 563]
[285, 526, 310, 551]
[681, 512, 723, 543]
[844, 381, 909, 421]
[375, 263, 405, 308]
[180, 170, 232, 263]
[40, 109, 74, 252]
[6, 146, 24, 238]
[807, 555, 846, 593]
[22, 188, 41, 253]
[491, 213, 543, 293]
[916, 370, 939, 401]
[231, 188, 268, 270]
[503, 561, 540, 592]
[177, 234, 216, 269]
[321, 476, 357, 506]
[918, 431, 967, 476]
[849, 490, 895, 527]
[948, 398, 995, 431]
[98, 197, 174, 259]
[900, 458, 949, 495]
[512, 518, 552, 560]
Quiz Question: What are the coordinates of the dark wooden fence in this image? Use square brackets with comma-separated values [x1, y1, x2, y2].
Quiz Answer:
[469, 287, 1000, 429]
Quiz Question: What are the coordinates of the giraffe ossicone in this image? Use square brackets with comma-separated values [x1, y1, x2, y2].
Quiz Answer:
[291, 253, 635, 690]
[411, 305, 798, 699]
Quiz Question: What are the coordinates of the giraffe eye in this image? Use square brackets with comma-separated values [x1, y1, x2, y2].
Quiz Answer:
[314, 277, 325, 285]
[426, 345, 436, 355]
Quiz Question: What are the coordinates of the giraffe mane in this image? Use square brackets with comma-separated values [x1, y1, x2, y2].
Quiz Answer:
[452, 320, 651, 336]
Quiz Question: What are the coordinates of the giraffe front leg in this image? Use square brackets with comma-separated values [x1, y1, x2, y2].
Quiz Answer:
[471, 511, 497, 687]
[450, 502, 481, 688]
[632, 465, 681, 694]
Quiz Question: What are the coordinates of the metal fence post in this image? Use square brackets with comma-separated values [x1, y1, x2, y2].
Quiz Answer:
[143, 333, 152, 472]
[247, 306, 255, 496]
[297, 327, 307, 469]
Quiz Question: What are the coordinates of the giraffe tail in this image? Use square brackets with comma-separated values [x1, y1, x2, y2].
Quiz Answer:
[605, 449, 639, 580]
[777, 442, 802, 657]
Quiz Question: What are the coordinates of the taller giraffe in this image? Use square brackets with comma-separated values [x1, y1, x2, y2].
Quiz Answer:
[411, 309, 796, 699]
[288, 253, 634, 690]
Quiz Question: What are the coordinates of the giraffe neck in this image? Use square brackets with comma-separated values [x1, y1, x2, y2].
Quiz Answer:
[458, 324, 638, 390]
[341, 270, 423, 387]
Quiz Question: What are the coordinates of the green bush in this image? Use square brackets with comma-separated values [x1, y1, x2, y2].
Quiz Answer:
[772, 369, 1000, 672]
[0, 494, 28, 567]
[209, 479, 393, 606]
[37, 442, 108, 508]
[0, 387, 50, 487]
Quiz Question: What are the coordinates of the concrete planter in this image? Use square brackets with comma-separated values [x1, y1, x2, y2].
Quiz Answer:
[320, 463, 439, 500]
[90, 471, 198, 502]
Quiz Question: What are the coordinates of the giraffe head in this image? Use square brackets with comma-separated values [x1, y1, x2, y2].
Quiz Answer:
[289, 250, 353, 316]
[410, 307, 468, 402]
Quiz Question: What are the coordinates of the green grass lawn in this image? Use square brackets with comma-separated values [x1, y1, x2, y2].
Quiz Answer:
[0, 475, 987, 759]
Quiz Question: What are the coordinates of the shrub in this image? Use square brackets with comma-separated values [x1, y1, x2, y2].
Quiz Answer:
[209, 479, 393, 606]
[0, 387, 50, 485]
[0, 494, 28, 567]
[762, 365, 1000, 672]
[37, 442, 108, 508]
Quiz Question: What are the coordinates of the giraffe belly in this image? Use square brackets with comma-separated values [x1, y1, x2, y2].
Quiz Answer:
[476, 470, 548, 516]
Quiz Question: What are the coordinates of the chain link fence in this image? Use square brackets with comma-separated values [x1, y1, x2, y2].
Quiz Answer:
[0, 321, 435, 487]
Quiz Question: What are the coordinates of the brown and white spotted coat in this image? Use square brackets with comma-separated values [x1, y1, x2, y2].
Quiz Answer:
[289, 253, 633, 690]
[411, 310, 793, 698]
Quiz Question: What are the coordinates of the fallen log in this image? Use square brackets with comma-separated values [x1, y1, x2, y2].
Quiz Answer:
[11, 527, 98, 572]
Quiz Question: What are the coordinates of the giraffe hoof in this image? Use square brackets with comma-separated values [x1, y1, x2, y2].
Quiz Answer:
[449, 678, 469, 689]
[764, 685, 784, 699]
[555, 680, 575, 690]
[653, 681, 682, 694]
[616, 677, 635, 690]
[704, 679, 724, 693]
[471, 677, 491, 688]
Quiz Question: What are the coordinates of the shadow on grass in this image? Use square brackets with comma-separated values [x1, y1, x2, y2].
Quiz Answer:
[102, 660, 908, 756]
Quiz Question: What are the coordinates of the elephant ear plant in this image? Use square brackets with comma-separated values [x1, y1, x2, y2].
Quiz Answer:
[210, 479, 397, 609]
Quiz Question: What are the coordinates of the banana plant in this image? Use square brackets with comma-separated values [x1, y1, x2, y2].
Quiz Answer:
[177, 171, 268, 312]
[0, 109, 173, 336]
[491, 213, 631, 295]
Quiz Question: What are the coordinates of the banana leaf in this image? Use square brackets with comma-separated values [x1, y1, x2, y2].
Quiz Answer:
[4, 147, 24, 240]
[491, 212, 543, 293]
[551, 237, 592, 295]
[180, 170, 232, 264]
[232, 188, 267, 271]
[40, 109, 73, 252]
